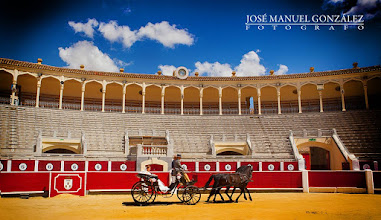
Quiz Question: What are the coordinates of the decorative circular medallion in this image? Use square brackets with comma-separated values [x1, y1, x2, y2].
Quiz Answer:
[363, 164, 371, 170]
[46, 163, 54, 171]
[71, 163, 79, 171]
[0, 162, 3, 171]
[225, 164, 232, 171]
[120, 164, 127, 171]
[95, 163, 102, 171]
[19, 163, 27, 171]
[268, 164, 275, 171]
[175, 66, 189, 79]
[181, 164, 188, 170]
[204, 164, 211, 171]
[287, 164, 294, 171]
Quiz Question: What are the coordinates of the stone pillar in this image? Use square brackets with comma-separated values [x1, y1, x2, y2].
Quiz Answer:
[200, 88, 203, 115]
[318, 90, 324, 112]
[257, 88, 262, 115]
[81, 83, 85, 111]
[11, 79, 17, 106]
[142, 84, 146, 114]
[59, 82, 64, 109]
[180, 86, 184, 115]
[35, 79, 42, 108]
[363, 84, 369, 110]
[101, 85, 106, 112]
[297, 88, 302, 113]
[161, 87, 165, 114]
[277, 88, 281, 114]
[238, 88, 242, 115]
[219, 87, 222, 115]
[340, 85, 346, 111]
[122, 85, 126, 113]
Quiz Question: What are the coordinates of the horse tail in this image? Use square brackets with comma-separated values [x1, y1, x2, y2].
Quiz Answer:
[203, 175, 214, 190]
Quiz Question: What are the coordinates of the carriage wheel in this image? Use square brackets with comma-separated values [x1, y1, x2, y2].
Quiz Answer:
[131, 182, 155, 205]
[177, 185, 187, 202]
[183, 185, 201, 205]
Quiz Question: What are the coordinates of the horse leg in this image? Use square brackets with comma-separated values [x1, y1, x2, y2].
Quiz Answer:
[246, 187, 252, 201]
[243, 187, 247, 200]
[235, 188, 244, 203]
[225, 186, 232, 202]
[230, 187, 236, 202]
[206, 188, 214, 202]
[217, 187, 224, 202]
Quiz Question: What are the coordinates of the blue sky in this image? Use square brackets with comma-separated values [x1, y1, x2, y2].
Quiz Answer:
[0, 0, 380, 76]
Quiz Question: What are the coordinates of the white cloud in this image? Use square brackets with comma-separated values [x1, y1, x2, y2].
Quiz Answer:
[234, 51, 266, 76]
[328, 0, 345, 3]
[68, 18, 99, 38]
[158, 65, 177, 76]
[274, 64, 289, 75]
[97, 20, 194, 48]
[59, 40, 120, 72]
[194, 61, 233, 77]
[345, 0, 381, 19]
[138, 21, 194, 48]
[98, 21, 139, 48]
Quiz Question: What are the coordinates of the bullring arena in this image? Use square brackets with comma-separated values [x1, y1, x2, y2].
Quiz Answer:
[1, 58, 381, 218]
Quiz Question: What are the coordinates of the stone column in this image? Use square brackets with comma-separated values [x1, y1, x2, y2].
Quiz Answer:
[35, 78, 42, 108]
[277, 87, 281, 114]
[363, 83, 369, 110]
[161, 86, 165, 114]
[122, 85, 126, 113]
[219, 87, 222, 115]
[318, 90, 324, 112]
[181, 86, 184, 115]
[297, 88, 302, 113]
[238, 88, 242, 115]
[81, 83, 85, 111]
[340, 85, 346, 111]
[59, 82, 64, 109]
[101, 85, 106, 112]
[142, 84, 146, 114]
[257, 88, 262, 115]
[11, 79, 17, 106]
[200, 88, 203, 115]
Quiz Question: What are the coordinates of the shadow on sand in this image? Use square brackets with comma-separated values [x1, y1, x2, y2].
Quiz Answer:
[122, 201, 184, 206]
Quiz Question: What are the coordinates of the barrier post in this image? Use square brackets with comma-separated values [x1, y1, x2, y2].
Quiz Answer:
[365, 170, 374, 194]
[302, 170, 309, 193]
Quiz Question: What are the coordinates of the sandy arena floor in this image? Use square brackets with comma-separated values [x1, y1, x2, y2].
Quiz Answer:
[1, 193, 380, 220]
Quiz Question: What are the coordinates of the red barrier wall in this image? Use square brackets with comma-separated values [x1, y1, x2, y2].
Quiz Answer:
[373, 171, 381, 188]
[11, 160, 35, 171]
[0, 172, 50, 193]
[249, 172, 303, 188]
[50, 172, 86, 197]
[309, 171, 366, 188]
[38, 161, 61, 171]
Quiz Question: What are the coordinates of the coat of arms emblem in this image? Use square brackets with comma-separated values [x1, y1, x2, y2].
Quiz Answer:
[64, 178, 73, 190]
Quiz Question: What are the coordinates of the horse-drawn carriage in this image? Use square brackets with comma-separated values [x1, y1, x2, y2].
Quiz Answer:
[131, 171, 201, 205]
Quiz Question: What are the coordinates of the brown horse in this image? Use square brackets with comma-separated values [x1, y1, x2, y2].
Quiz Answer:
[203, 165, 253, 203]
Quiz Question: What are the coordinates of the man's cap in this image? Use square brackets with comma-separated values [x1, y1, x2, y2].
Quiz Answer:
[176, 154, 182, 157]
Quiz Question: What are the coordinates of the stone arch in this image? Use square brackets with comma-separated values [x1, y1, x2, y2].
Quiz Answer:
[140, 158, 168, 171]
[203, 87, 219, 114]
[301, 83, 320, 112]
[84, 81, 103, 111]
[241, 86, 258, 114]
[17, 74, 37, 106]
[367, 76, 381, 109]
[216, 148, 245, 155]
[62, 79, 82, 110]
[0, 70, 13, 104]
[260, 86, 277, 114]
[184, 86, 200, 115]
[125, 83, 143, 113]
[43, 145, 81, 154]
[145, 85, 161, 114]
[322, 82, 342, 111]
[105, 82, 123, 112]
[222, 86, 238, 114]
[39, 76, 60, 108]
[280, 85, 298, 113]
[343, 80, 365, 110]
[164, 86, 181, 114]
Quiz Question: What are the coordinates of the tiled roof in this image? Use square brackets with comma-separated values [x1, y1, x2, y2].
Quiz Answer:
[1, 58, 380, 81]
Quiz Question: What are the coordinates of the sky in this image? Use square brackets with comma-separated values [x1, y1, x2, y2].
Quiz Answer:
[0, 0, 380, 77]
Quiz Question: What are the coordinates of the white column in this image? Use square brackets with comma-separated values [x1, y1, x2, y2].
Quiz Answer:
[181, 86, 184, 115]
[35, 79, 42, 108]
[101, 86, 106, 112]
[122, 85, 126, 113]
[142, 84, 146, 114]
[340, 85, 346, 111]
[257, 88, 262, 115]
[297, 88, 302, 113]
[11, 80, 17, 106]
[302, 170, 310, 193]
[238, 88, 242, 115]
[363, 83, 369, 110]
[277, 88, 281, 114]
[59, 82, 64, 109]
[199, 89, 203, 115]
[80, 83, 85, 111]
[219, 87, 222, 115]
[161, 87, 165, 114]
[318, 90, 324, 112]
